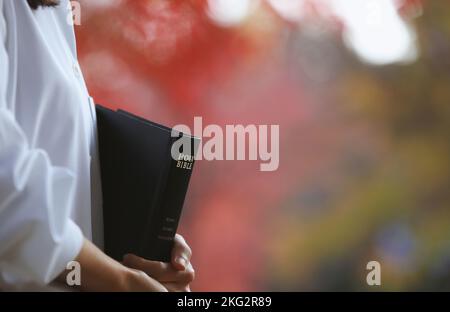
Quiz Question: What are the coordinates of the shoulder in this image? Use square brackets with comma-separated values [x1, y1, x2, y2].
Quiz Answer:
[3, 0, 78, 56]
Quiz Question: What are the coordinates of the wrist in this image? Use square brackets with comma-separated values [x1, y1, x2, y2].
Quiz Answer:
[110, 265, 134, 292]
[122, 267, 168, 292]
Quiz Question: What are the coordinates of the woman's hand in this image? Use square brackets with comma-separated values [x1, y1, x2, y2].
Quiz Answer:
[123, 234, 195, 292]
[58, 238, 167, 292]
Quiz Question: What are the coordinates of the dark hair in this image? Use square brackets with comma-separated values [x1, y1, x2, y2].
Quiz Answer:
[27, 0, 60, 10]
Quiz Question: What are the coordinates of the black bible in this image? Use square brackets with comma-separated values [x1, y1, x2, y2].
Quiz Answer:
[96, 105, 200, 262]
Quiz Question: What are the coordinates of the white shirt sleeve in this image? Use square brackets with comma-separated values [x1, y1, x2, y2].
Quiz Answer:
[0, 0, 84, 286]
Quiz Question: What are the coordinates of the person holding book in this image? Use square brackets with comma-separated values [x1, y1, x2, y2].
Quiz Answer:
[0, 0, 194, 291]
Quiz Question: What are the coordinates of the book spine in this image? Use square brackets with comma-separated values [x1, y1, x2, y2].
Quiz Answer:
[142, 135, 197, 262]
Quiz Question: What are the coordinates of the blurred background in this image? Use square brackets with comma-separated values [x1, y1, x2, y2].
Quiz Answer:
[75, 0, 450, 291]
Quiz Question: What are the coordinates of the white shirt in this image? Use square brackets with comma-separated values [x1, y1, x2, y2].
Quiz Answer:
[0, 0, 103, 289]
